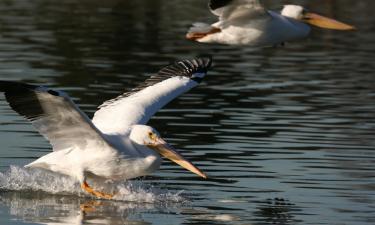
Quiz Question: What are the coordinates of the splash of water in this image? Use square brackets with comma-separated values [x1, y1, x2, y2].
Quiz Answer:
[0, 166, 185, 203]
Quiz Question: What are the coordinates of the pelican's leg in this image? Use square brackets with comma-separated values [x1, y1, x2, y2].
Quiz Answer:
[186, 27, 221, 40]
[80, 200, 102, 212]
[81, 181, 113, 199]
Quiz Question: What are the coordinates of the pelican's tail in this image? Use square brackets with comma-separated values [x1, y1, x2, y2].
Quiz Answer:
[25, 157, 51, 170]
[24, 150, 68, 172]
[186, 23, 221, 41]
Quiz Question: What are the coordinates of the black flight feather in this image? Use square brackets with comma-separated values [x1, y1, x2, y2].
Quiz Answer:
[0, 81, 56, 121]
[209, 0, 233, 11]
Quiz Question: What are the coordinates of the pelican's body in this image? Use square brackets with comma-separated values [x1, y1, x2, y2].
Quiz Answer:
[187, 0, 355, 46]
[0, 57, 211, 198]
[198, 10, 310, 46]
[26, 128, 161, 181]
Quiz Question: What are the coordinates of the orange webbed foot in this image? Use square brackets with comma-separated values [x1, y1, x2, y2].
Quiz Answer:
[81, 181, 114, 199]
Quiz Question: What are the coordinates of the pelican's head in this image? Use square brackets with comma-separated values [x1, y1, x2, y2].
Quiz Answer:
[281, 5, 355, 30]
[130, 125, 207, 179]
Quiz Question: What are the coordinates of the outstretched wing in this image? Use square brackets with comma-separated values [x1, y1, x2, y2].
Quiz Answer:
[92, 57, 212, 134]
[0, 81, 112, 151]
[209, 0, 269, 25]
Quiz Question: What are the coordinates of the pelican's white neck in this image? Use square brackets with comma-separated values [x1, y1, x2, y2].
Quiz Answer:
[281, 5, 304, 19]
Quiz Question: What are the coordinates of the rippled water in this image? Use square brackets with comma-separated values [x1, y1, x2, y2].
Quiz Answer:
[0, 0, 374, 224]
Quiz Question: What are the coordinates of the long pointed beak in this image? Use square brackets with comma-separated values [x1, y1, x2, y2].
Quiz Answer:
[149, 138, 207, 179]
[304, 12, 355, 30]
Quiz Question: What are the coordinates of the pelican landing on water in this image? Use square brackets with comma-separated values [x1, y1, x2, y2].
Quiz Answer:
[186, 0, 355, 46]
[0, 57, 211, 199]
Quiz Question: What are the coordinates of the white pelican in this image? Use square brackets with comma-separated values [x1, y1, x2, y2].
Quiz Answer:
[186, 0, 355, 46]
[0, 57, 211, 199]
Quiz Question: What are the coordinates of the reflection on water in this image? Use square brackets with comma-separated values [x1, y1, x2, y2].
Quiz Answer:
[0, 0, 375, 224]
[0, 191, 170, 225]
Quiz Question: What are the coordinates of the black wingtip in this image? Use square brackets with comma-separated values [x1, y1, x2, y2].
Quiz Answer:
[209, 0, 233, 11]
[181, 56, 212, 83]
[0, 81, 45, 121]
[158, 56, 213, 83]
[178, 56, 212, 72]
[195, 55, 213, 72]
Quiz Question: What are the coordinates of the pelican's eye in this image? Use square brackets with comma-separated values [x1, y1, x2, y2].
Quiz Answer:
[148, 132, 156, 141]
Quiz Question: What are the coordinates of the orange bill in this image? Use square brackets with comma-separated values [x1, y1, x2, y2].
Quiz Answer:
[304, 12, 355, 30]
[149, 138, 207, 179]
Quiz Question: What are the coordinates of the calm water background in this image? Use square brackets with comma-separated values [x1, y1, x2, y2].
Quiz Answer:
[0, 0, 374, 224]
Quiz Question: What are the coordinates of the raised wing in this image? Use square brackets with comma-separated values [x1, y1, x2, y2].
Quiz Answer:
[92, 57, 212, 134]
[0, 81, 112, 151]
[209, 0, 269, 25]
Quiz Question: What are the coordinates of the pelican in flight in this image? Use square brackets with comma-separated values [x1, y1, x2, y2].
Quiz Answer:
[0, 57, 211, 199]
[186, 0, 355, 46]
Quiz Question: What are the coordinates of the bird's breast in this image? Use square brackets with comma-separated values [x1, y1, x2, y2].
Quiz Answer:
[108, 154, 162, 180]
[84, 136, 163, 180]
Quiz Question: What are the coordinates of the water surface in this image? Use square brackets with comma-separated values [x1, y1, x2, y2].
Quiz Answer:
[0, 0, 374, 224]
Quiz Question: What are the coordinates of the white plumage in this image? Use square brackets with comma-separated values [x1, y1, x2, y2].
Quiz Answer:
[0, 57, 211, 199]
[186, 0, 355, 46]
[93, 76, 197, 134]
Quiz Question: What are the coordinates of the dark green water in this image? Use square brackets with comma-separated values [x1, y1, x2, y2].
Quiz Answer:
[0, 0, 374, 224]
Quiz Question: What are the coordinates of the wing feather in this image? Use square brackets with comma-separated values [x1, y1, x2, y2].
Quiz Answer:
[209, 0, 269, 26]
[0, 81, 112, 151]
[92, 57, 212, 134]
